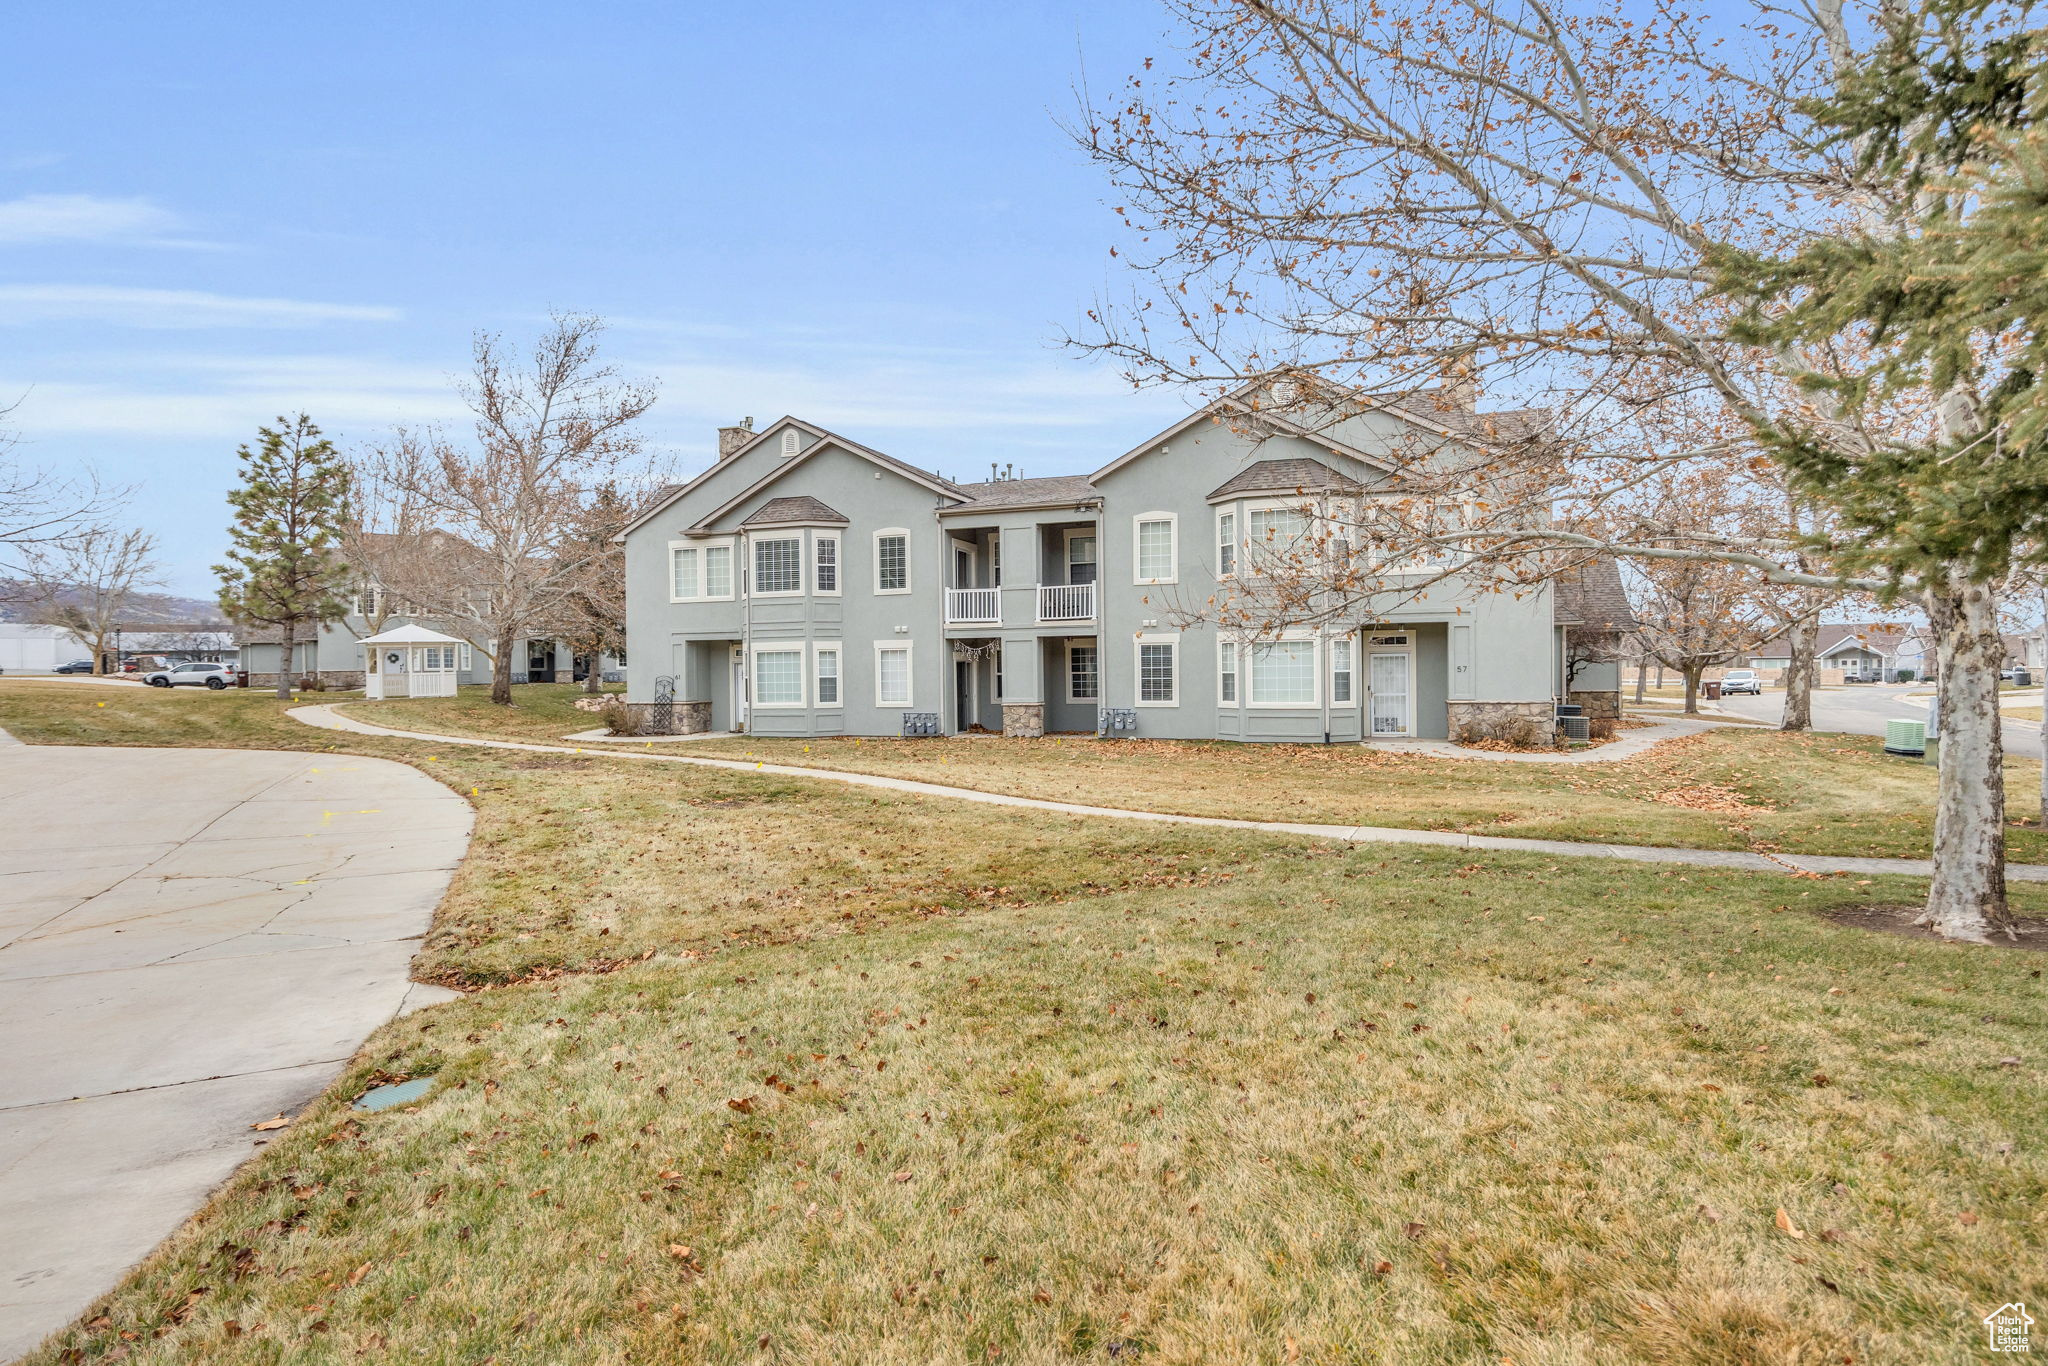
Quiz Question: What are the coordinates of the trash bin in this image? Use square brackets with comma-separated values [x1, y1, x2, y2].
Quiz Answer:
[2015, 668, 2033, 689]
[1704, 680, 1723, 700]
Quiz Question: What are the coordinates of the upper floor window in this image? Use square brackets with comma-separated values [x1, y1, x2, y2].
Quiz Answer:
[753, 536, 802, 595]
[1216, 511, 1236, 577]
[780, 428, 800, 457]
[1067, 532, 1097, 585]
[670, 541, 735, 601]
[815, 535, 839, 594]
[875, 530, 910, 594]
[1133, 514, 1177, 585]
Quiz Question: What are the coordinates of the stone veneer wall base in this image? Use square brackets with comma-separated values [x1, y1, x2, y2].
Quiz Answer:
[1445, 700, 1556, 747]
[1001, 703, 1046, 738]
[621, 699, 712, 736]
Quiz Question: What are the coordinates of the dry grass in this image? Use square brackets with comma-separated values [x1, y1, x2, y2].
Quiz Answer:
[342, 686, 2048, 861]
[7, 680, 2045, 1365]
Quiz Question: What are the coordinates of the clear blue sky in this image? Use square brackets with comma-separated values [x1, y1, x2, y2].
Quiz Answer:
[0, 1, 1185, 595]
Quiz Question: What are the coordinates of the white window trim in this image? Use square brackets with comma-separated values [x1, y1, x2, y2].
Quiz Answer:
[950, 536, 980, 588]
[1244, 630, 1321, 709]
[1063, 527, 1099, 584]
[1329, 631, 1357, 707]
[1133, 631, 1180, 707]
[1241, 498, 1318, 577]
[873, 640, 914, 708]
[669, 538, 737, 603]
[873, 528, 912, 596]
[813, 533, 841, 597]
[813, 643, 843, 708]
[1215, 506, 1239, 579]
[1066, 639, 1100, 704]
[458, 642, 473, 672]
[748, 642, 807, 708]
[1132, 512, 1178, 586]
[748, 533, 806, 599]
[1218, 637, 1241, 707]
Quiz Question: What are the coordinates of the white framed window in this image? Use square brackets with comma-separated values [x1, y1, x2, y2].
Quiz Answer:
[875, 642, 913, 706]
[1133, 514, 1177, 585]
[991, 533, 1002, 588]
[815, 645, 841, 706]
[1218, 639, 1239, 704]
[814, 534, 839, 595]
[751, 646, 805, 707]
[669, 540, 735, 602]
[752, 536, 803, 596]
[458, 643, 473, 672]
[1134, 633, 1178, 706]
[1245, 502, 1312, 574]
[1216, 509, 1237, 577]
[1068, 641, 1099, 702]
[874, 529, 910, 594]
[1248, 636, 1318, 707]
[1331, 635, 1355, 704]
[780, 428, 800, 457]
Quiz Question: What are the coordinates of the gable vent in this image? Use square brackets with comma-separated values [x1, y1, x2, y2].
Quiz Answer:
[781, 429, 800, 457]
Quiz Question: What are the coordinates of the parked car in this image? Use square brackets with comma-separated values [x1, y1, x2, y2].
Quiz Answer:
[142, 661, 238, 690]
[1720, 669, 1764, 695]
[53, 659, 96, 674]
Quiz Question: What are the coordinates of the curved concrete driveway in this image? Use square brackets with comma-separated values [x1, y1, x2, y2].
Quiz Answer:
[0, 739, 470, 1362]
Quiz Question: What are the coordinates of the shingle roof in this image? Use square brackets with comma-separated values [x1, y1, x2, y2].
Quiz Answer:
[1206, 458, 1364, 501]
[947, 474, 1100, 511]
[740, 495, 848, 526]
[1551, 557, 1638, 631]
[1752, 622, 1919, 657]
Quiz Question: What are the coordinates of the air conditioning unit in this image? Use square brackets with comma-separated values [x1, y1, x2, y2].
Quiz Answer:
[1559, 715, 1591, 742]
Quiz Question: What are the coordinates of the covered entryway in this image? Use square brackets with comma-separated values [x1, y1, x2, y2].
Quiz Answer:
[361, 624, 465, 699]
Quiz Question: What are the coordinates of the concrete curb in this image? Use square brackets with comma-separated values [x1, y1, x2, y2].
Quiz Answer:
[289, 704, 2048, 884]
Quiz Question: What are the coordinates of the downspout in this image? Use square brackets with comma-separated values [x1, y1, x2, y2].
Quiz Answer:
[1322, 627, 1332, 745]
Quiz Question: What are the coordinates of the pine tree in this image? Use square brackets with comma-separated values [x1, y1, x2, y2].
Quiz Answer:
[216, 415, 353, 699]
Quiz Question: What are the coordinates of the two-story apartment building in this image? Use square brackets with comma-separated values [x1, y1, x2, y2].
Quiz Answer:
[617, 391, 1630, 742]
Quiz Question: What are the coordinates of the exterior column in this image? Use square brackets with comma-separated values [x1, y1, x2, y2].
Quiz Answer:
[999, 632, 1044, 737]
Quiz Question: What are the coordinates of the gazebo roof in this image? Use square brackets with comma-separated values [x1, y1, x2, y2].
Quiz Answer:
[358, 623, 466, 646]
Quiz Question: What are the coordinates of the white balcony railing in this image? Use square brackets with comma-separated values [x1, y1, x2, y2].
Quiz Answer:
[945, 586, 1001, 624]
[1036, 582, 1096, 623]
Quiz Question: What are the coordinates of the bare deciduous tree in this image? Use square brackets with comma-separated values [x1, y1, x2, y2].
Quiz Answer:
[17, 528, 160, 674]
[360, 315, 656, 704]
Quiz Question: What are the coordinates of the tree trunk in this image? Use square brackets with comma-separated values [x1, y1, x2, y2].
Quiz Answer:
[2040, 585, 2047, 830]
[1633, 655, 1648, 704]
[1918, 575, 2013, 942]
[1780, 610, 1819, 732]
[491, 627, 516, 705]
[1681, 664, 1703, 715]
[275, 617, 297, 700]
[583, 656, 601, 695]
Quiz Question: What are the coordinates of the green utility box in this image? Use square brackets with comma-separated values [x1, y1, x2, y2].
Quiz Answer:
[1884, 718, 1927, 756]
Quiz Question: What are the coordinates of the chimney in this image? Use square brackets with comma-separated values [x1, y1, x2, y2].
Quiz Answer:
[1442, 360, 1478, 412]
[717, 416, 755, 460]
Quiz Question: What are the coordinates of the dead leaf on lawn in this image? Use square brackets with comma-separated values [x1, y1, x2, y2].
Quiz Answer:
[1775, 1207, 1805, 1239]
[249, 1114, 291, 1132]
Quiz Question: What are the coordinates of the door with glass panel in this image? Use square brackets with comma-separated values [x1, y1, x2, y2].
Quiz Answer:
[1066, 534, 1097, 585]
[1368, 650, 1412, 736]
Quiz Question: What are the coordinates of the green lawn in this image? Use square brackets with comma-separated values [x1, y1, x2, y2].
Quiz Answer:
[347, 685, 2047, 862]
[4, 681, 2043, 1365]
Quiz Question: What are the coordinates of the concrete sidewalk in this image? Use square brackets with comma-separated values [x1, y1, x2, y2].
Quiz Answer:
[291, 703, 2048, 884]
[0, 742, 472, 1362]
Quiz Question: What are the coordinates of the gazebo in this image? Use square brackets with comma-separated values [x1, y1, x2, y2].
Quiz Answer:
[360, 624, 466, 700]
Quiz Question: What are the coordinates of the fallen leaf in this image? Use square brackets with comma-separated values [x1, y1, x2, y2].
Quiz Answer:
[1959, 1210, 1980, 1226]
[249, 1114, 291, 1132]
[345, 1263, 370, 1288]
[1775, 1207, 1805, 1239]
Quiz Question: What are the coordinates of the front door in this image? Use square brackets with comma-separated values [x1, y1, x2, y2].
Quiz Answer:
[954, 657, 974, 731]
[1368, 651, 1412, 736]
[528, 643, 553, 681]
[1067, 534, 1098, 585]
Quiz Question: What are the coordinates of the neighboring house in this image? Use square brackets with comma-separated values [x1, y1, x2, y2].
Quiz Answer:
[618, 391, 1632, 743]
[236, 533, 617, 690]
[1746, 622, 1922, 681]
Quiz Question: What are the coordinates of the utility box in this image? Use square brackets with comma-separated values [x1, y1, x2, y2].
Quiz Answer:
[1884, 718, 1927, 756]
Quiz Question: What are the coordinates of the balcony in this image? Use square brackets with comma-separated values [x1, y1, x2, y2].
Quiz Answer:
[1036, 582, 1096, 623]
[945, 587, 1001, 625]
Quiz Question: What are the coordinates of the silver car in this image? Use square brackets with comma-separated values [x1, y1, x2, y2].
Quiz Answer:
[143, 661, 237, 690]
[1720, 669, 1764, 695]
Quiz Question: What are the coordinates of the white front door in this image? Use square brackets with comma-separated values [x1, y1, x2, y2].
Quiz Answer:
[1369, 651, 1412, 736]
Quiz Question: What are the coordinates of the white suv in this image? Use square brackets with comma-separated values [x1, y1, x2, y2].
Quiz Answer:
[143, 661, 237, 690]
[1720, 669, 1763, 695]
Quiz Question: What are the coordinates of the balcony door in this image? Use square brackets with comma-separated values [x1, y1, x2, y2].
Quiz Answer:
[1065, 532, 1097, 585]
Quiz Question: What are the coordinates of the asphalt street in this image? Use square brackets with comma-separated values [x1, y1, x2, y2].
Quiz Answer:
[1706, 681, 2045, 761]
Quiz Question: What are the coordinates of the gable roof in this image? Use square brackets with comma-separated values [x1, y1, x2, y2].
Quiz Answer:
[686, 419, 966, 535]
[1749, 622, 1922, 658]
[1207, 458, 1364, 501]
[740, 495, 848, 526]
[1551, 557, 1638, 631]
